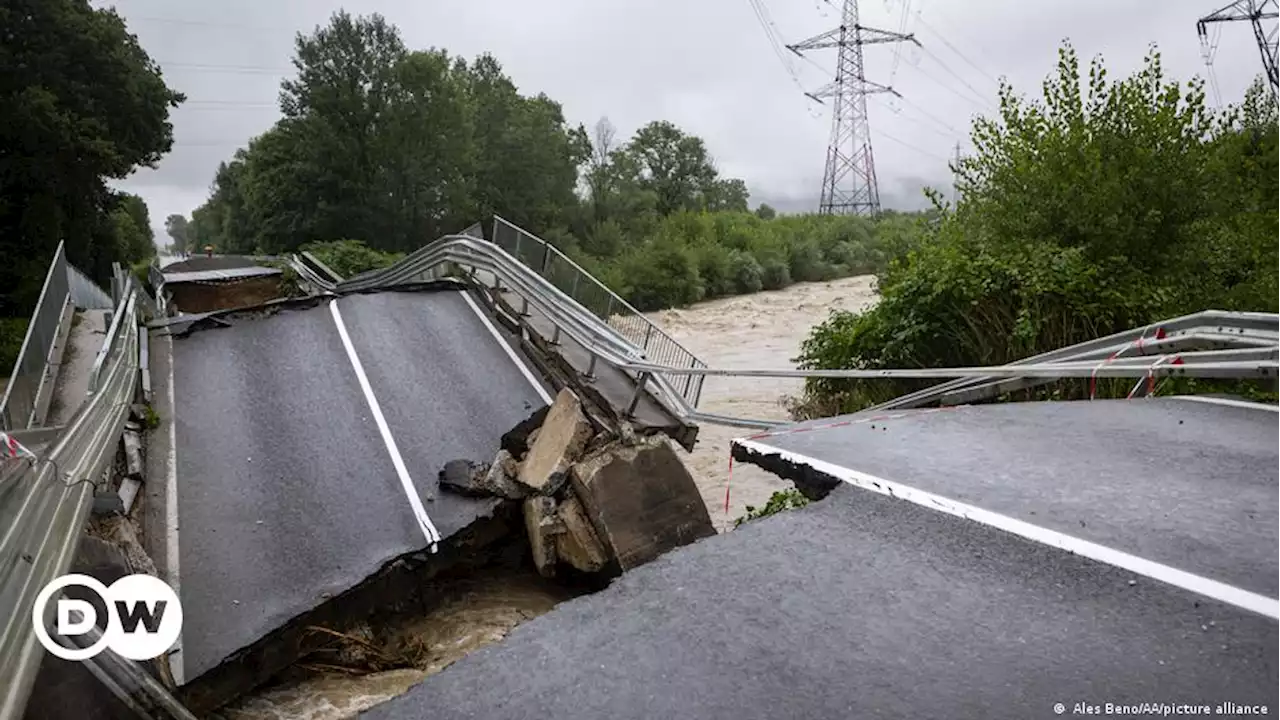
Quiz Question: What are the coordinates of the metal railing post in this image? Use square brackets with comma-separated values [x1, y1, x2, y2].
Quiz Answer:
[625, 372, 651, 418]
[585, 352, 597, 381]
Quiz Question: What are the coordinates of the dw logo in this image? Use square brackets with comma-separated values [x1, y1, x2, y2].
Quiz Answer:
[32, 574, 183, 661]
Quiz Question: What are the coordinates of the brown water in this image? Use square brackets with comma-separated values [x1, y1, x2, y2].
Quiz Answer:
[220, 568, 573, 720]
[647, 275, 878, 530]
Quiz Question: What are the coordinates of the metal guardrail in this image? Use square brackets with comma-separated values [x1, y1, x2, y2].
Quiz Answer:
[0, 277, 144, 719]
[490, 216, 708, 408]
[303, 232, 1280, 429]
[0, 242, 112, 432]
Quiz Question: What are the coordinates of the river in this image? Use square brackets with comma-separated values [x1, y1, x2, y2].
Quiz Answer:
[648, 274, 878, 529]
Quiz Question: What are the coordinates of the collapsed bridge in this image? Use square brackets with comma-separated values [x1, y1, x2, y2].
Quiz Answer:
[1, 216, 1277, 719]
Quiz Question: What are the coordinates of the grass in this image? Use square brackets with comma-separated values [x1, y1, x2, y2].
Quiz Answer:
[734, 489, 810, 527]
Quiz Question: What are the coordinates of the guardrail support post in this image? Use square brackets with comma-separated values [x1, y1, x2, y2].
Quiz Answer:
[551, 325, 561, 346]
[520, 296, 530, 317]
[625, 372, 651, 418]
[584, 352, 597, 381]
[643, 324, 653, 351]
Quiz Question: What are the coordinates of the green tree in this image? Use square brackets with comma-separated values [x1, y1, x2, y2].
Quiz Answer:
[616, 121, 719, 215]
[0, 0, 182, 316]
[112, 193, 155, 262]
[793, 44, 1278, 417]
[164, 214, 190, 255]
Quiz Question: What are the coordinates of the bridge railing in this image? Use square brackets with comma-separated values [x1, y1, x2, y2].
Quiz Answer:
[490, 216, 707, 408]
[1, 243, 113, 432]
[0, 276, 144, 719]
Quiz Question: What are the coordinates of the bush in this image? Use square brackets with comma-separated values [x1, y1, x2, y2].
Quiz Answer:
[301, 239, 405, 278]
[619, 238, 704, 311]
[734, 489, 810, 527]
[0, 317, 29, 375]
[728, 250, 764, 294]
[790, 46, 1278, 418]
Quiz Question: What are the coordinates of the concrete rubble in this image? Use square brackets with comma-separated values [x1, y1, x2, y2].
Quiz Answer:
[441, 387, 714, 578]
[516, 388, 592, 496]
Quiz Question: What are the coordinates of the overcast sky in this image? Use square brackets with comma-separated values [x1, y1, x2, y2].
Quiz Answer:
[97, 0, 1272, 243]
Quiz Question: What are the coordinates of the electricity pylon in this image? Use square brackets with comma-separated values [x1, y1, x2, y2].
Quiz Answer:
[788, 0, 919, 216]
[1197, 0, 1279, 93]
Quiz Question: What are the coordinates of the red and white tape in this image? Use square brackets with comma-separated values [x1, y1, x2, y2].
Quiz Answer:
[1090, 327, 1168, 399]
[1, 432, 37, 461]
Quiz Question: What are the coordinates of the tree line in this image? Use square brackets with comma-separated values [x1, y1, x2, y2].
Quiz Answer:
[170, 11, 928, 311]
[1, 0, 178, 317]
[792, 45, 1279, 416]
[1, 0, 180, 370]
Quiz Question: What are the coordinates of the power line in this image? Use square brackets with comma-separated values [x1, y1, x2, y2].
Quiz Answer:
[746, 0, 822, 101]
[913, 15, 1001, 90]
[1197, 0, 1278, 94]
[787, 0, 918, 216]
[875, 128, 950, 163]
[915, 44, 995, 109]
[894, 92, 963, 135]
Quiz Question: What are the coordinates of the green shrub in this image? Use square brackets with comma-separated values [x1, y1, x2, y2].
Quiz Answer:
[728, 250, 764, 294]
[790, 46, 1278, 418]
[734, 489, 810, 527]
[619, 238, 704, 311]
[302, 239, 404, 278]
[0, 317, 30, 375]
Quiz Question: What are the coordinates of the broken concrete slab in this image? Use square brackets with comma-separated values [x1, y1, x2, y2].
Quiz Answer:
[517, 389, 592, 496]
[555, 494, 608, 573]
[524, 496, 561, 578]
[440, 453, 528, 500]
[570, 435, 716, 572]
[440, 459, 486, 497]
[501, 404, 551, 460]
[123, 431, 144, 479]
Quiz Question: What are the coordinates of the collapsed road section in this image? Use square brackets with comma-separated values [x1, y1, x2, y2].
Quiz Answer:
[359, 396, 1278, 720]
[147, 283, 713, 715]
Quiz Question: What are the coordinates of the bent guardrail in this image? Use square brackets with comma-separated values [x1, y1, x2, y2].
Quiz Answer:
[490, 216, 708, 408]
[1, 243, 114, 432]
[305, 232, 1280, 429]
[0, 277, 143, 719]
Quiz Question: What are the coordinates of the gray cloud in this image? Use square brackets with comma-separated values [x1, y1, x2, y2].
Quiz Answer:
[101, 0, 1272, 243]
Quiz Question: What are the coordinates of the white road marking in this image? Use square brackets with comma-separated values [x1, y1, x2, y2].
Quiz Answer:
[329, 300, 441, 552]
[734, 438, 1280, 620]
[458, 289, 553, 406]
[163, 333, 184, 684]
[1168, 395, 1280, 413]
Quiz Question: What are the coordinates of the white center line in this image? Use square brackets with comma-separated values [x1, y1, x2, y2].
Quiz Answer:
[329, 299, 441, 552]
[734, 438, 1280, 620]
[458, 288, 553, 406]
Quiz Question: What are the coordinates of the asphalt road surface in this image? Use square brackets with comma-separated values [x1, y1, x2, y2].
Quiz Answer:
[735, 397, 1279, 600]
[172, 289, 551, 681]
[364, 396, 1277, 720]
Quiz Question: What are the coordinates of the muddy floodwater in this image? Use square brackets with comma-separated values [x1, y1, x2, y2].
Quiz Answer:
[220, 566, 573, 720]
[220, 275, 877, 719]
[648, 274, 878, 529]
